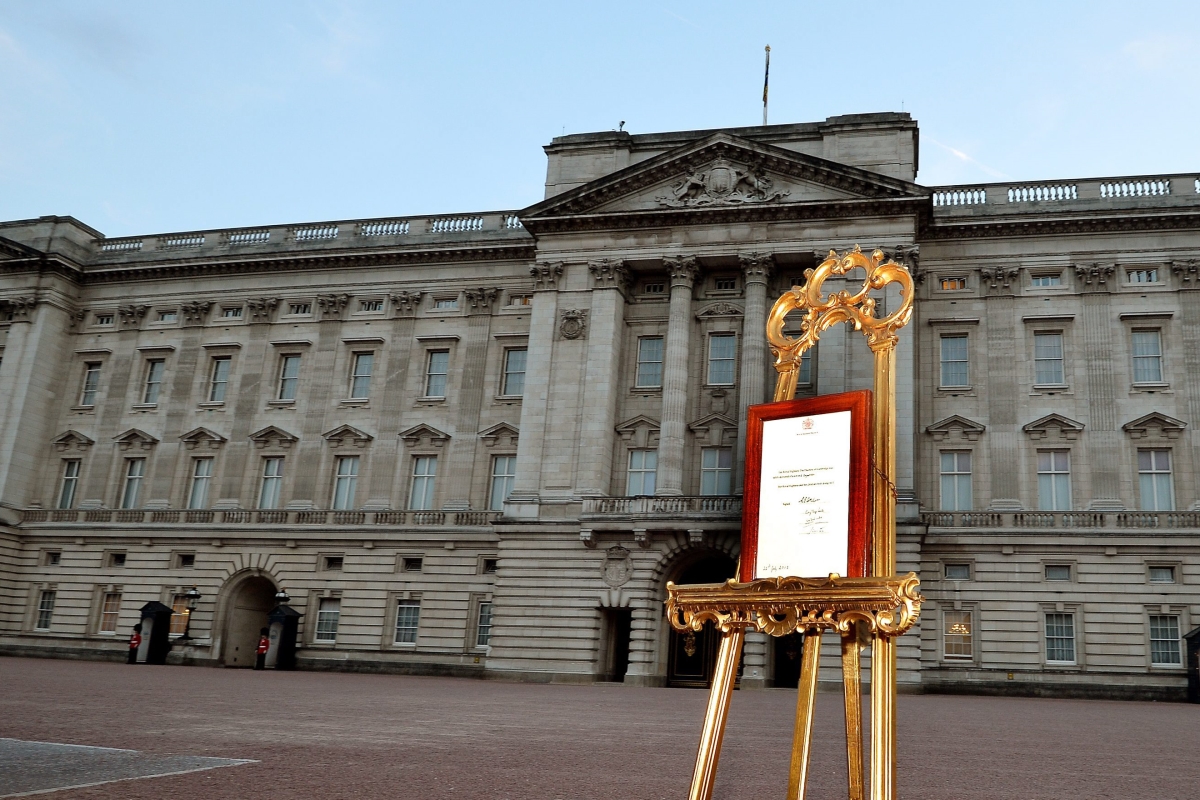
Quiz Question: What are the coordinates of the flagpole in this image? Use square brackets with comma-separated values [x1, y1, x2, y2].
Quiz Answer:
[762, 45, 770, 125]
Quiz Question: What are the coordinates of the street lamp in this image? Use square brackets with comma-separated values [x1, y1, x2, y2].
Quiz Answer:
[275, 589, 290, 605]
[177, 585, 202, 642]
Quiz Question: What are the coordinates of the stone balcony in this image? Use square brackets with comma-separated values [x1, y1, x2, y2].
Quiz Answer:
[920, 510, 1200, 532]
[19, 508, 501, 528]
[929, 173, 1200, 219]
[578, 496, 742, 536]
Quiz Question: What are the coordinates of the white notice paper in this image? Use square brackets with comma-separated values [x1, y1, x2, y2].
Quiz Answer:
[755, 410, 852, 579]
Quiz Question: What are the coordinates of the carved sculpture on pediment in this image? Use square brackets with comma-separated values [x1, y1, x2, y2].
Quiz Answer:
[697, 302, 743, 318]
[464, 288, 499, 314]
[664, 255, 698, 288]
[559, 309, 588, 339]
[1074, 263, 1115, 289]
[118, 304, 149, 328]
[246, 297, 279, 322]
[1171, 259, 1198, 285]
[531, 262, 564, 291]
[181, 300, 213, 325]
[389, 290, 424, 316]
[738, 252, 774, 283]
[588, 259, 630, 292]
[657, 158, 790, 208]
[316, 293, 350, 318]
[980, 265, 1020, 290]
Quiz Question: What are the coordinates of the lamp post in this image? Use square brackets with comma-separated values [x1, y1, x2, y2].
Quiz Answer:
[178, 585, 201, 642]
[275, 589, 290, 605]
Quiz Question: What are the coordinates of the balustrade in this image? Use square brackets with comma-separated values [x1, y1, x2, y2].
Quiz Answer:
[161, 233, 205, 249]
[1099, 179, 1170, 198]
[98, 238, 143, 252]
[1008, 183, 1077, 202]
[358, 219, 409, 236]
[581, 496, 742, 517]
[429, 215, 483, 233]
[932, 188, 986, 206]
[226, 229, 271, 245]
[293, 224, 339, 242]
[502, 214, 523, 229]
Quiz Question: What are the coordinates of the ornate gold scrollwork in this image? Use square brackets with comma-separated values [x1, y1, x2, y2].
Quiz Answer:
[666, 573, 923, 639]
[766, 246, 915, 399]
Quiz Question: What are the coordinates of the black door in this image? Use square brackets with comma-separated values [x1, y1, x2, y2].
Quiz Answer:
[773, 632, 804, 688]
[667, 554, 736, 688]
[600, 609, 632, 682]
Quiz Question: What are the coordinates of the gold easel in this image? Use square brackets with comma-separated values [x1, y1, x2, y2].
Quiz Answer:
[666, 247, 923, 800]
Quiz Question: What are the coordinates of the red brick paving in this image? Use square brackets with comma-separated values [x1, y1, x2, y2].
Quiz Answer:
[0, 656, 1196, 799]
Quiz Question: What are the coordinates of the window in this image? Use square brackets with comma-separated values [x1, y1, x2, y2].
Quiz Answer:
[120, 459, 145, 509]
[940, 277, 967, 290]
[258, 458, 283, 509]
[1131, 330, 1163, 383]
[1138, 449, 1174, 511]
[324, 556, 344, 571]
[99, 592, 121, 634]
[1045, 564, 1071, 581]
[331, 456, 359, 510]
[939, 452, 971, 511]
[176, 553, 195, 569]
[798, 349, 814, 387]
[943, 610, 973, 660]
[1149, 615, 1182, 666]
[208, 357, 231, 402]
[108, 552, 126, 567]
[489, 455, 516, 511]
[169, 594, 190, 635]
[475, 600, 493, 648]
[349, 352, 374, 399]
[314, 598, 340, 642]
[939, 335, 969, 387]
[43, 551, 61, 566]
[434, 298, 458, 309]
[508, 294, 532, 307]
[142, 359, 165, 404]
[401, 557, 423, 573]
[707, 334, 736, 385]
[287, 302, 311, 315]
[80, 362, 101, 405]
[482, 558, 499, 574]
[359, 299, 383, 312]
[714, 277, 736, 291]
[1033, 332, 1064, 385]
[944, 563, 971, 581]
[644, 282, 665, 294]
[157, 310, 177, 322]
[187, 458, 213, 509]
[1031, 274, 1062, 287]
[395, 599, 420, 644]
[94, 313, 114, 326]
[1037, 451, 1071, 511]
[501, 348, 526, 396]
[1149, 566, 1176, 583]
[425, 350, 449, 397]
[221, 307, 242, 318]
[1045, 612, 1076, 663]
[627, 449, 657, 496]
[409, 456, 437, 510]
[700, 447, 733, 496]
[58, 460, 80, 509]
[35, 590, 56, 630]
[635, 337, 664, 388]
[278, 355, 301, 400]
[1127, 268, 1159, 283]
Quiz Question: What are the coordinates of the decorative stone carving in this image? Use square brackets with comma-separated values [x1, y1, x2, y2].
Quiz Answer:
[464, 287, 499, 313]
[0, 296, 36, 322]
[580, 529, 596, 548]
[559, 308, 588, 339]
[656, 158, 789, 208]
[479, 422, 519, 449]
[113, 428, 159, 451]
[246, 297, 278, 322]
[893, 245, 920, 277]
[181, 300, 213, 325]
[389, 290, 423, 316]
[980, 266, 1020, 289]
[68, 309, 87, 328]
[316, 293, 350, 318]
[738, 252, 774, 283]
[52, 430, 95, 452]
[1122, 412, 1186, 440]
[601, 545, 633, 587]
[531, 262, 564, 291]
[664, 255, 698, 288]
[925, 415, 986, 442]
[323, 424, 374, 448]
[1171, 259, 1198, 285]
[1022, 413, 1085, 441]
[118, 304, 149, 329]
[248, 425, 299, 449]
[633, 529, 650, 548]
[696, 302, 743, 318]
[179, 427, 227, 450]
[588, 259, 630, 291]
[1074, 263, 1116, 288]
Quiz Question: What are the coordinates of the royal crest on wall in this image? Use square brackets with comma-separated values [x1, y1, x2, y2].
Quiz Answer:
[602, 545, 633, 587]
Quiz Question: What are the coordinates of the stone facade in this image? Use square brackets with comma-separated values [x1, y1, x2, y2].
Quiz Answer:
[0, 113, 1197, 698]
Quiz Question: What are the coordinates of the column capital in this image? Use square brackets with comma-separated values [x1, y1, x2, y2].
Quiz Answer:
[0, 296, 37, 323]
[531, 261, 564, 292]
[463, 287, 499, 315]
[1073, 262, 1117, 294]
[588, 258, 630, 291]
[1171, 259, 1199, 287]
[738, 252, 774, 284]
[664, 255, 698, 288]
[389, 290, 423, 317]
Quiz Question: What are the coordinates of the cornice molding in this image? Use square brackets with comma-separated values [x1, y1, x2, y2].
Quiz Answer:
[921, 209, 1200, 241]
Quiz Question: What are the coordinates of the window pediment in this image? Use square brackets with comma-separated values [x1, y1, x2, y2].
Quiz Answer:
[688, 413, 738, 447]
[113, 428, 159, 450]
[1122, 412, 1186, 440]
[52, 430, 95, 451]
[479, 422, 519, 448]
[248, 425, 299, 449]
[1022, 414, 1085, 441]
[179, 426, 227, 450]
[323, 424, 374, 448]
[399, 423, 451, 449]
[615, 415, 660, 448]
[925, 415, 985, 442]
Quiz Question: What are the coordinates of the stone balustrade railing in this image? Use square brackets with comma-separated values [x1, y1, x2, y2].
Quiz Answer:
[921, 511, 1200, 530]
[581, 496, 742, 517]
[930, 173, 1200, 213]
[90, 210, 528, 260]
[20, 508, 502, 527]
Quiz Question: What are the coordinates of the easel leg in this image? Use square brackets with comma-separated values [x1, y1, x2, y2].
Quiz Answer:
[786, 629, 822, 800]
[841, 623, 865, 800]
[688, 627, 745, 800]
[869, 635, 896, 800]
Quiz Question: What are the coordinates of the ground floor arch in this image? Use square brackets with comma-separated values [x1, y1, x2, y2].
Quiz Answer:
[218, 571, 278, 668]
[665, 550, 737, 687]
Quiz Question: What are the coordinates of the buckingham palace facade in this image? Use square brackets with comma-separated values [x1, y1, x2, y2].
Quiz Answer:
[1, 112, 1197, 698]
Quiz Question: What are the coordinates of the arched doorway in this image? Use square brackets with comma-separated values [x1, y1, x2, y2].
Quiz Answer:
[221, 575, 277, 667]
[667, 552, 736, 688]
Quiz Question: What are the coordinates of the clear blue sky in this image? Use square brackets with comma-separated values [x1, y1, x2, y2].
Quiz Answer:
[2, 1, 1197, 237]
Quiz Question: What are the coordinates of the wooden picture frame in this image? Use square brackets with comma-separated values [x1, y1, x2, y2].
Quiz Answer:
[741, 390, 872, 582]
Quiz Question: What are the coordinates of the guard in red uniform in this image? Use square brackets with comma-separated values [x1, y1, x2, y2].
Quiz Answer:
[254, 627, 270, 670]
[128, 623, 142, 664]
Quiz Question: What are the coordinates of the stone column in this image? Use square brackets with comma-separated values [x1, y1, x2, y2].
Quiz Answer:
[1077, 265, 1122, 508]
[362, 291, 421, 509]
[442, 288, 498, 509]
[734, 253, 772, 493]
[508, 263, 562, 518]
[1173, 260, 1200, 510]
[656, 256, 698, 497]
[576, 260, 629, 496]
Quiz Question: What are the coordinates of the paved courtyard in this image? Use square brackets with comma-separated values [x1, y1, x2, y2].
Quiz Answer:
[0, 657, 1196, 799]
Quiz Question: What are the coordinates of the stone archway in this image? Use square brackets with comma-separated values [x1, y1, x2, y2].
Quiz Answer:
[219, 573, 277, 667]
[666, 551, 737, 688]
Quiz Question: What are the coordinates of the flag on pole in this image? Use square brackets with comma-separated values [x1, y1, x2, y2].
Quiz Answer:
[762, 45, 770, 125]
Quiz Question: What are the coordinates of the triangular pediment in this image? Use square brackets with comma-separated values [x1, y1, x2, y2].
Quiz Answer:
[688, 413, 737, 433]
[1123, 412, 1186, 440]
[688, 413, 738, 447]
[248, 425, 299, 449]
[521, 133, 924, 226]
[52, 430, 95, 451]
[1023, 414, 1085, 441]
[925, 415, 986, 442]
[615, 415, 661, 449]
[113, 428, 159, 450]
[479, 422, 519, 448]
[399, 423, 451, 448]
[323, 424, 374, 447]
[180, 427, 227, 450]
